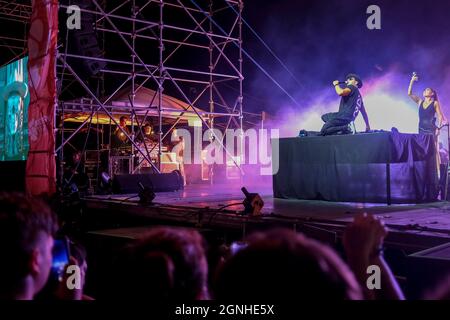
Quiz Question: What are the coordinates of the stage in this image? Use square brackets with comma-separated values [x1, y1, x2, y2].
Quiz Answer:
[273, 132, 440, 204]
[82, 182, 450, 252]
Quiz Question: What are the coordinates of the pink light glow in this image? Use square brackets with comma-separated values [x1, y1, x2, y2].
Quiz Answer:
[265, 71, 427, 137]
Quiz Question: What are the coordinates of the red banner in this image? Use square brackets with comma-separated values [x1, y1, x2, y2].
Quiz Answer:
[26, 0, 58, 196]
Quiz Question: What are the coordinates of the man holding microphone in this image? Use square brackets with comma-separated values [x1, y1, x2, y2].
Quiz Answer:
[320, 73, 371, 135]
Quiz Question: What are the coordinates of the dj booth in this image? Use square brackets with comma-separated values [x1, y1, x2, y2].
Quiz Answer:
[273, 132, 439, 204]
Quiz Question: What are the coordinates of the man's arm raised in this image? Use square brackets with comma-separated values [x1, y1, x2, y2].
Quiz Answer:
[333, 80, 352, 96]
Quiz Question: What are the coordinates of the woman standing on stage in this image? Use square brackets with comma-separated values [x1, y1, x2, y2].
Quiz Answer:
[408, 73, 448, 186]
[408, 73, 447, 134]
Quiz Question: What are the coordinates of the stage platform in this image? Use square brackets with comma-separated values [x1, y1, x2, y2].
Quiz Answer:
[274, 133, 439, 204]
[82, 182, 450, 252]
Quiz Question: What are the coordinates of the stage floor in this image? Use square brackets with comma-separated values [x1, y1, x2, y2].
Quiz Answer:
[84, 182, 450, 251]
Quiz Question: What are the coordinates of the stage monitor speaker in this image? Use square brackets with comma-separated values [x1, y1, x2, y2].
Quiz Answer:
[112, 171, 183, 194]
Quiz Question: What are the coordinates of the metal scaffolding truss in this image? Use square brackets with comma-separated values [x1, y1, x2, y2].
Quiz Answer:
[0, 0, 31, 64]
[56, 0, 246, 185]
[0, 0, 31, 23]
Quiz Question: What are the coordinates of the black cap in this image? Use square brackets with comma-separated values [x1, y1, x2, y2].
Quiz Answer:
[346, 73, 363, 88]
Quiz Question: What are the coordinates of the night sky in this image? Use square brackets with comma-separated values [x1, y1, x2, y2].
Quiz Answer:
[3, 0, 450, 130]
[242, 0, 450, 116]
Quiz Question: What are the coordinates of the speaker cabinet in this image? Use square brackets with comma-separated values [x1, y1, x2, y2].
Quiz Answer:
[112, 171, 183, 194]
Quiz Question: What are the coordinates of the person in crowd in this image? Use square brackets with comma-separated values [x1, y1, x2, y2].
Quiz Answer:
[0, 192, 58, 300]
[36, 239, 93, 301]
[56, 240, 93, 300]
[108, 227, 209, 300]
[342, 213, 405, 300]
[213, 228, 362, 300]
[424, 274, 450, 300]
[69, 240, 89, 296]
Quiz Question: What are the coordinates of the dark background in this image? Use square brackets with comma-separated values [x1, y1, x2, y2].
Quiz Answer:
[2, 0, 450, 118]
[242, 0, 450, 113]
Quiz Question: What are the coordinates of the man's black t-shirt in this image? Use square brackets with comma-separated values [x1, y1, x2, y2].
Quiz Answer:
[111, 126, 131, 149]
[337, 84, 363, 121]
